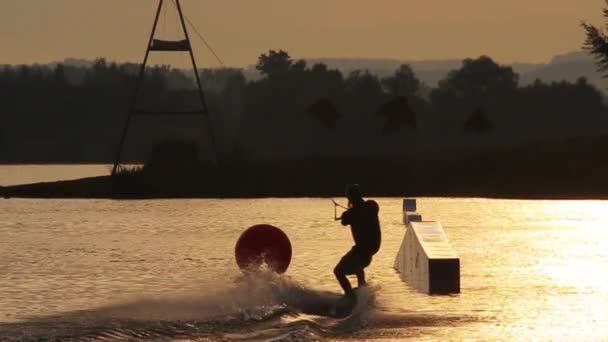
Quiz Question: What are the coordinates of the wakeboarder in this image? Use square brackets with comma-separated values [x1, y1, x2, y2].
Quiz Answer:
[334, 184, 382, 297]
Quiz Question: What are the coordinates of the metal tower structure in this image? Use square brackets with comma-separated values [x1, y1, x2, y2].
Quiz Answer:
[112, 0, 217, 175]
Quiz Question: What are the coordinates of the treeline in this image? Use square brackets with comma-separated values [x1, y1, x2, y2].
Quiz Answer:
[1, 51, 607, 163]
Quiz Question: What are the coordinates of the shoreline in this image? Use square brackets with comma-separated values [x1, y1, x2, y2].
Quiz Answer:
[3, 176, 608, 200]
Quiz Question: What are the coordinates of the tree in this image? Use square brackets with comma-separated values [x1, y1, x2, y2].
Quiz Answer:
[255, 50, 293, 77]
[291, 59, 307, 73]
[343, 70, 385, 123]
[436, 56, 518, 98]
[376, 96, 417, 135]
[463, 108, 493, 135]
[431, 56, 519, 115]
[344, 70, 384, 112]
[307, 98, 341, 130]
[52, 64, 67, 86]
[381, 64, 421, 97]
[200, 68, 246, 94]
[582, 2, 608, 75]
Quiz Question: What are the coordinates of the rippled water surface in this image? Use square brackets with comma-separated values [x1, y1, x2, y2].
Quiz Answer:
[1, 167, 608, 341]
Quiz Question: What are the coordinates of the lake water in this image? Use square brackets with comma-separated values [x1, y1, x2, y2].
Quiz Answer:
[0, 164, 111, 186]
[1, 166, 608, 341]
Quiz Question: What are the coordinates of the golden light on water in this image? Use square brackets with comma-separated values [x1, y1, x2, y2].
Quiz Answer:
[399, 198, 608, 340]
[527, 201, 608, 285]
[2, 188, 608, 340]
[520, 200, 608, 340]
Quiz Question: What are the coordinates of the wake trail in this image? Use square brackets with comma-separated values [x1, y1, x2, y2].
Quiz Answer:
[0, 270, 382, 341]
[2, 271, 475, 341]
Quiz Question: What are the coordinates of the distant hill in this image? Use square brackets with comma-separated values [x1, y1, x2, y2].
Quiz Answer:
[304, 58, 464, 86]
[301, 51, 608, 91]
[519, 51, 608, 91]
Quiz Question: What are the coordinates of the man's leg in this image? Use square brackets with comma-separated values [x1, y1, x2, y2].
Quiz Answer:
[334, 250, 356, 296]
[356, 269, 366, 288]
[355, 253, 372, 289]
[334, 267, 353, 295]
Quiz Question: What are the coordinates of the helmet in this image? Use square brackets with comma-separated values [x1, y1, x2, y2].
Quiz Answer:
[345, 184, 361, 200]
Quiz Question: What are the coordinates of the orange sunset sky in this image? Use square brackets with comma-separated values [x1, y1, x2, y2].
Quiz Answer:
[0, 0, 605, 67]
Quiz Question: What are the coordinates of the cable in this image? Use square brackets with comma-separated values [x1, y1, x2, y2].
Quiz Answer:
[332, 199, 348, 209]
[171, 0, 225, 67]
[171, 0, 184, 70]
[162, 1, 167, 39]
[160, 1, 167, 66]
[184, 15, 225, 67]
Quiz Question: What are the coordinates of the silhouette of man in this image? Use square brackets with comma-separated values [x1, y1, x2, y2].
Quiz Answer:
[334, 184, 381, 297]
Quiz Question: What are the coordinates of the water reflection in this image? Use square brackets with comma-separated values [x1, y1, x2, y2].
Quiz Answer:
[0, 195, 607, 340]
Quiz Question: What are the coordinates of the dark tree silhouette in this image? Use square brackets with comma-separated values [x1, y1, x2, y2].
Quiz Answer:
[343, 70, 384, 117]
[307, 98, 341, 130]
[291, 59, 307, 73]
[434, 56, 518, 99]
[431, 56, 518, 120]
[255, 50, 294, 77]
[463, 108, 493, 135]
[0, 50, 606, 163]
[381, 64, 421, 97]
[582, 2, 608, 75]
[52, 64, 67, 86]
[376, 96, 417, 135]
[200, 68, 246, 94]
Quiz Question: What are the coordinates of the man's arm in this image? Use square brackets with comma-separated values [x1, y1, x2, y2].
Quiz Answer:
[341, 208, 352, 226]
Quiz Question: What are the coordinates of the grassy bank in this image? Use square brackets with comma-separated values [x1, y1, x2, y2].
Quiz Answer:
[4, 135, 608, 199]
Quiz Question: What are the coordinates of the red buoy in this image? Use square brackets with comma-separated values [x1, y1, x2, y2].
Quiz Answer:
[235, 224, 292, 274]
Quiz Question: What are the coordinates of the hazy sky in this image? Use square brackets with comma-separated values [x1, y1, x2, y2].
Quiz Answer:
[0, 1, 605, 67]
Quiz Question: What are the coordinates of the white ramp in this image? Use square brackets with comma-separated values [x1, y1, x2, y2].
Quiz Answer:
[394, 200, 460, 294]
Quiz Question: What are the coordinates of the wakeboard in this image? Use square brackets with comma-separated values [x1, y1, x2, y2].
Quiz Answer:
[297, 288, 362, 318]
